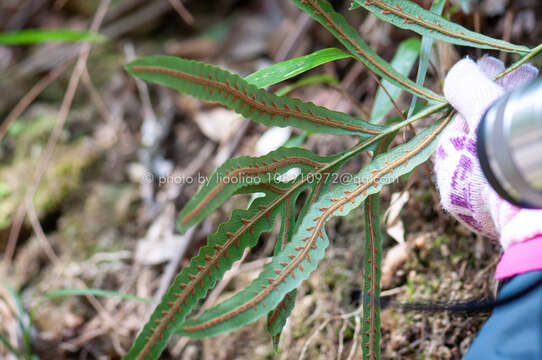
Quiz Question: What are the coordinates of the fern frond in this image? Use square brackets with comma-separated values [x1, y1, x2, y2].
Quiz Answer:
[171, 113, 452, 340]
[352, 0, 529, 53]
[292, 0, 445, 102]
[126, 56, 386, 137]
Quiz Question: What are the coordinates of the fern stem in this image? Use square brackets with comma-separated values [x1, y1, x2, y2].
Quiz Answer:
[495, 43, 542, 80]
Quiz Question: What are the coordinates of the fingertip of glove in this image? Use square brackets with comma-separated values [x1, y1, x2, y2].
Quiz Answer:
[443, 58, 479, 99]
[444, 57, 503, 122]
[498, 63, 539, 90]
[477, 55, 505, 79]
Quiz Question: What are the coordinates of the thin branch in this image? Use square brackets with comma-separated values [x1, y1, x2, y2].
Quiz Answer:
[298, 317, 332, 360]
[346, 315, 361, 360]
[2, 0, 111, 269]
[370, 71, 406, 121]
[25, 201, 60, 265]
[82, 66, 113, 124]
[337, 319, 348, 360]
[0, 61, 71, 142]
[167, 0, 194, 25]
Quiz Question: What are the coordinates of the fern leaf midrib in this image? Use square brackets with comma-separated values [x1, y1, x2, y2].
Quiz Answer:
[281, 196, 292, 248]
[300, 0, 444, 102]
[181, 155, 325, 226]
[365, 197, 378, 359]
[130, 65, 381, 134]
[362, 0, 526, 53]
[309, 174, 327, 205]
[179, 114, 451, 334]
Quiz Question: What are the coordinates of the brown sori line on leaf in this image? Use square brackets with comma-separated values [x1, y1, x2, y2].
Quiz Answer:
[181, 116, 451, 334]
[309, 174, 327, 205]
[282, 196, 292, 248]
[267, 296, 289, 328]
[257, 183, 288, 195]
[131, 65, 382, 134]
[363, 0, 523, 52]
[136, 188, 293, 359]
[300, 0, 443, 102]
[180, 156, 324, 226]
[365, 197, 378, 359]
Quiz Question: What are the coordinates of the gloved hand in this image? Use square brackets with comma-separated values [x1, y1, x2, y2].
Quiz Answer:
[434, 56, 542, 272]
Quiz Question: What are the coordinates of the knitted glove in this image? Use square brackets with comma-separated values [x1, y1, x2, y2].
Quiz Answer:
[434, 56, 541, 251]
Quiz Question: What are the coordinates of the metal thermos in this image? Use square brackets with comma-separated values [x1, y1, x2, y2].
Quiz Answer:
[477, 78, 542, 209]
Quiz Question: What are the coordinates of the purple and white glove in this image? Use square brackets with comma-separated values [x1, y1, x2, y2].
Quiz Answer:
[434, 56, 542, 279]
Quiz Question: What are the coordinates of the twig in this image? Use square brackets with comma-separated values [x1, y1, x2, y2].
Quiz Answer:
[81, 66, 113, 124]
[2, 0, 111, 270]
[71, 277, 129, 352]
[346, 315, 361, 360]
[124, 42, 158, 207]
[102, 0, 171, 39]
[0, 61, 71, 142]
[14, 0, 170, 76]
[275, 12, 312, 62]
[500, 10, 514, 62]
[369, 71, 406, 121]
[337, 319, 348, 360]
[298, 317, 332, 360]
[474, 11, 482, 59]
[5, 0, 48, 30]
[60, 327, 107, 349]
[213, 117, 251, 166]
[25, 201, 60, 266]
[152, 226, 196, 302]
[167, 0, 194, 25]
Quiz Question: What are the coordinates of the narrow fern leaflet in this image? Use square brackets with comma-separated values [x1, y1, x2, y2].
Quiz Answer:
[362, 195, 383, 360]
[126, 56, 385, 137]
[352, 0, 529, 53]
[292, 0, 445, 102]
[178, 147, 335, 231]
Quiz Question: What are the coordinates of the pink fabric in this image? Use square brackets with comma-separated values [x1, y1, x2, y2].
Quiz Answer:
[495, 236, 542, 280]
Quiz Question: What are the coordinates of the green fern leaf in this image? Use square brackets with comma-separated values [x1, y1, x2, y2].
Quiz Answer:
[126, 137, 385, 360]
[360, 135, 394, 360]
[292, 0, 445, 103]
[408, 0, 447, 117]
[178, 147, 337, 232]
[245, 47, 351, 88]
[123, 186, 304, 360]
[126, 56, 385, 136]
[362, 195, 383, 360]
[352, 0, 529, 53]
[265, 165, 338, 349]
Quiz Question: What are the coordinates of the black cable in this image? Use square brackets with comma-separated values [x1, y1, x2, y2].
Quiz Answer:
[380, 276, 542, 314]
